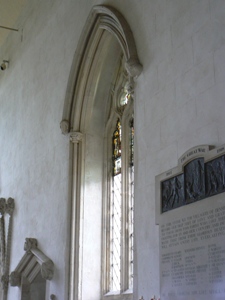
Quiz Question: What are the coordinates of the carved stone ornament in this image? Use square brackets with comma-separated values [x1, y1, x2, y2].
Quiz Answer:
[5, 198, 14, 216]
[125, 57, 143, 78]
[70, 131, 83, 143]
[60, 119, 70, 135]
[9, 238, 54, 287]
[155, 144, 225, 224]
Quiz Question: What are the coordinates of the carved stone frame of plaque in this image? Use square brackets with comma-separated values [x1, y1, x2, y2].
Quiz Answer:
[9, 238, 54, 300]
[155, 144, 225, 300]
[155, 144, 225, 224]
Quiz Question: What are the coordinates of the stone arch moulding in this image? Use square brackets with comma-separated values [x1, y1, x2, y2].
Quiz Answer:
[60, 5, 143, 134]
[61, 5, 142, 300]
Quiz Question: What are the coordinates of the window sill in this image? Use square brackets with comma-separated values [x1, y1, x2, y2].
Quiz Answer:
[103, 290, 133, 300]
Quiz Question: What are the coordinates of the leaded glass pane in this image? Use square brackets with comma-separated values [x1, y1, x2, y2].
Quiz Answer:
[129, 167, 134, 289]
[129, 118, 134, 167]
[110, 172, 121, 292]
[128, 118, 134, 289]
[107, 90, 134, 295]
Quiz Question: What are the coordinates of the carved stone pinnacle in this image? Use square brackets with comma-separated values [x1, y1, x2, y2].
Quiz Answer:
[6, 198, 15, 216]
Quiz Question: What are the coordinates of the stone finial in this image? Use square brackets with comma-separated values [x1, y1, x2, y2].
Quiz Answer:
[24, 238, 37, 253]
[0, 198, 6, 216]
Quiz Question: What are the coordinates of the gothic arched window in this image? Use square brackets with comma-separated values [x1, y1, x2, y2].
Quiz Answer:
[61, 6, 142, 300]
[104, 71, 134, 298]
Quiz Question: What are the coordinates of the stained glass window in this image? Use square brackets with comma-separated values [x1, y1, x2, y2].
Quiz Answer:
[104, 73, 134, 297]
[110, 171, 122, 291]
[112, 119, 122, 176]
[109, 114, 134, 293]
[110, 118, 122, 291]
[129, 118, 134, 167]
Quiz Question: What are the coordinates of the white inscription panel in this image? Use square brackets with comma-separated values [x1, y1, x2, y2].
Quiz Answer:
[160, 195, 225, 300]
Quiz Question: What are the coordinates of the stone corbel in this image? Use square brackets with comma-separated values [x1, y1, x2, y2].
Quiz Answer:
[60, 119, 70, 135]
[125, 57, 143, 78]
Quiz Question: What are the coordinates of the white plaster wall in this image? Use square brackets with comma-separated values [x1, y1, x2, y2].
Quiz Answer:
[0, 1, 97, 299]
[0, 0, 224, 300]
[131, 1, 225, 299]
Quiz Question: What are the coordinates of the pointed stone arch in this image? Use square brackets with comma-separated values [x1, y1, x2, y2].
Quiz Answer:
[60, 5, 142, 134]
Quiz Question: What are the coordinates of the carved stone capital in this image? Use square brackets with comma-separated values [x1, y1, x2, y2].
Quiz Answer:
[0, 198, 6, 216]
[24, 238, 37, 253]
[60, 119, 70, 135]
[41, 260, 54, 280]
[6, 198, 14, 216]
[70, 131, 83, 143]
[9, 271, 21, 287]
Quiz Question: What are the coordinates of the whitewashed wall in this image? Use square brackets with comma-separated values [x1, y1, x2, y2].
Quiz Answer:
[133, 0, 225, 299]
[0, 1, 224, 300]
